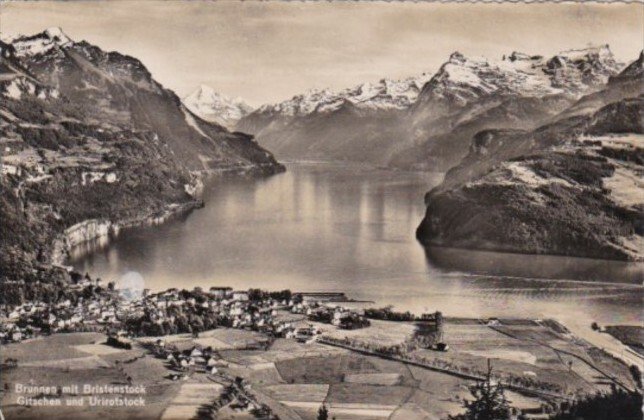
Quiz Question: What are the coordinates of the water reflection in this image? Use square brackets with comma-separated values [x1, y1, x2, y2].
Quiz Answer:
[424, 246, 644, 284]
[71, 163, 643, 327]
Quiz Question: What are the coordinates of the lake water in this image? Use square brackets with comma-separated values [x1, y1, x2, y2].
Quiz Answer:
[72, 163, 643, 328]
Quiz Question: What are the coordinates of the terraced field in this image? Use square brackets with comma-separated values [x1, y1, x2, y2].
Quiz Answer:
[160, 382, 222, 420]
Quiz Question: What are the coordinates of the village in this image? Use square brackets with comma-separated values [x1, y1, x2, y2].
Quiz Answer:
[1, 280, 640, 419]
[0, 279, 390, 345]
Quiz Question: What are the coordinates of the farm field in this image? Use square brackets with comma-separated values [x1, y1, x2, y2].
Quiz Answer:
[1, 333, 180, 420]
[224, 340, 476, 420]
[344, 372, 403, 385]
[326, 383, 411, 405]
[137, 328, 270, 352]
[202, 318, 638, 419]
[1, 333, 107, 361]
[219, 338, 348, 369]
[261, 384, 329, 403]
[405, 319, 640, 395]
[1, 317, 637, 420]
[160, 382, 222, 420]
[314, 319, 416, 346]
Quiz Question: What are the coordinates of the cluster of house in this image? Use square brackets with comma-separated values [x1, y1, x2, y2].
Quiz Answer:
[0, 292, 128, 344]
[293, 301, 371, 330]
[142, 287, 287, 333]
[147, 337, 275, 417]
[0, 286, 373, 345]
[141, 288, 371, 336]
[150, 339, 230, 376]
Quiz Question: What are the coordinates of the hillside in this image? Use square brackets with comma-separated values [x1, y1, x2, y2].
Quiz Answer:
[416, 53, 643, 261]
[0, 28, 283, 282]
[8, 28, 282, 174]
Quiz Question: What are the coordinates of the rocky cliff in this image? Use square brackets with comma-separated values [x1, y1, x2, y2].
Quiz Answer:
[417, 54, 643, 261]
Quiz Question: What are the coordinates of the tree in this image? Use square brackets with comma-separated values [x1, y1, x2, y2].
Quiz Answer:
[450, 360, 512, 420]
[551, 386, 642, 420]
[629, 365, 642, 389]
[317, 404, 329, 420]
[248, 288, 266, 302]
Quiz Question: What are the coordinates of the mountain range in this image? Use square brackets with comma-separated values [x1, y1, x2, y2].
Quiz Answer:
[237, 46, 622, 170]
[235, 73, 433, 164]
[3, 27, 281, 174]
[417, 51, 643, 261]
[1, 26, 640, 273]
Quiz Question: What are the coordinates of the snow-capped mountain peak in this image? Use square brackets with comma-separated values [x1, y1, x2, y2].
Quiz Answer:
[183, 84, 254, 129]
[44, 27, 72, 44]
[419, 45, 621, 108]
[254, 73, 433, 118]
[12, 27, 73, 58]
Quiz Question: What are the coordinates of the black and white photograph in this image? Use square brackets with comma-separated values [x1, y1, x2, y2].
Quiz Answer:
[0, 1, 642, 419]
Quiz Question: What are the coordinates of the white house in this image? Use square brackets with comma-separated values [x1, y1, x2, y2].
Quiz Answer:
[232, 291, 249, 301]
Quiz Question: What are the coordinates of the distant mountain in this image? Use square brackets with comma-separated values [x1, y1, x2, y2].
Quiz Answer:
[392, 45, 623, 170]
[417, 52, 643, 261]
[254, 75, 433, 117]
[238, 46, 621, 170]
[413, 47, 619, 114]
[7, 27, 282, 173]
[235, 74, 432, 163]
[183, 85, 253, 129]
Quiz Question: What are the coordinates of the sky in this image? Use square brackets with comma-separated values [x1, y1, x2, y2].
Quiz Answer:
[1, 1, 642, 106]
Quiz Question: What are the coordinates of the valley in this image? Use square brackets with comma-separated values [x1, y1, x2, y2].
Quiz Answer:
[0, 5, 642, 418]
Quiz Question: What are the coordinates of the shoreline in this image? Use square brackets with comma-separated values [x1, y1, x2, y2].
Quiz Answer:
[51, 200, 204, 267]
[563, 322, 644, 372]
[50, 162, 285, 267]
[417, 237, 644, 264]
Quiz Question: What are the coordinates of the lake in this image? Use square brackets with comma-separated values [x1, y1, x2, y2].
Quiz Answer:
[71, 163, 643, 329]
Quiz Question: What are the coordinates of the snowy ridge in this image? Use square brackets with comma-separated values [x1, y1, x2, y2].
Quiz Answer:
[0, 37, 60, 101]
[254, 73, 433, 117]
[183, 85, 253, 129]
[11, 27, 73, 58]
[421, 45, 621, 107]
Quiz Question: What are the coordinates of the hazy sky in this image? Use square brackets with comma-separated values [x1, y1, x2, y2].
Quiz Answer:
[1, 1, 642, 106]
